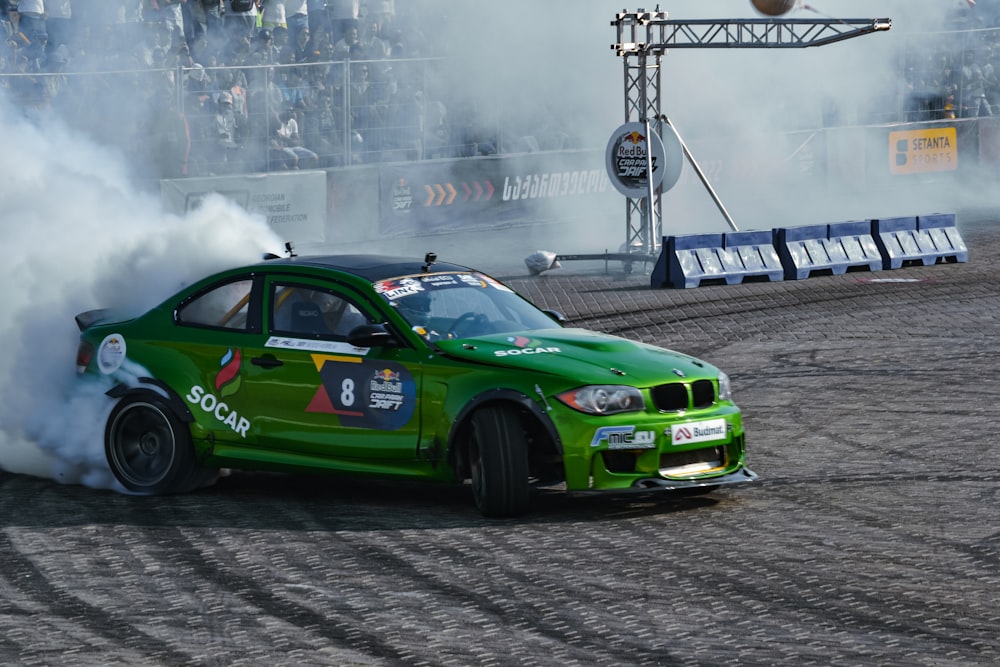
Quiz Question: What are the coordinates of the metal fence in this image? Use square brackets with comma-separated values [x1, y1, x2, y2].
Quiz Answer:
[4, 26, 1000, 181]
[878, 26, 1000, 125]
[0, 56, 503, 180]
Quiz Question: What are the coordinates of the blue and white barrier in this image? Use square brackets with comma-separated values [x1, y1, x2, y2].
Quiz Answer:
[873, 214, 968, 269]
[652, 231, 783, 289]
[653, 213, 965, 289]
[723, 230, 785, 284]
[776, 221, 883, 281]
[660, 233, 726, 289]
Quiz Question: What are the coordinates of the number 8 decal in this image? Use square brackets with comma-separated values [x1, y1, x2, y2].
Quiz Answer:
[310, 356, 416, 429]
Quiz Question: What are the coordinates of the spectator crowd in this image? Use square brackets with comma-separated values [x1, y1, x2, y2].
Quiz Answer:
[0, 0, 529, 181]
[4, 1, 1000, 183]
[900, 5, 1000, 123]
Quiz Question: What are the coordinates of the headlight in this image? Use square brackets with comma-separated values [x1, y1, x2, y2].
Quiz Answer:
[718, 372, 732, 401]
[556, 385, 645, 415]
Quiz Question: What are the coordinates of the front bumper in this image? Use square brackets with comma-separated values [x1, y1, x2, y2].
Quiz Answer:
[569, 466, 758, 496]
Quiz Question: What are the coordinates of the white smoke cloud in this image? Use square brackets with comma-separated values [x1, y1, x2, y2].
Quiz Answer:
[652, 0, 983, 231]
[427, 0, 979, 249]
[0, 97, 283, 487]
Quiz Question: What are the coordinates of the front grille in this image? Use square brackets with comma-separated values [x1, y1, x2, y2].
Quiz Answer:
[659, 446, 727, 475]
[650, 379, 717, 412]
[691, 379, 715, 408]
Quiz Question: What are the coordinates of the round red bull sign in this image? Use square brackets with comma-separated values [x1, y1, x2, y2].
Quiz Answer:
[604, 121, 682, 198]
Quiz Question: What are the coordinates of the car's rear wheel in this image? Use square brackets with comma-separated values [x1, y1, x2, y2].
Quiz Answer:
[468, 405, 530, 517]
[105, 392, 204, 495]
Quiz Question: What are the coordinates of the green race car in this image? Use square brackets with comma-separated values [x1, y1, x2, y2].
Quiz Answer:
[75, 252, 756, 517]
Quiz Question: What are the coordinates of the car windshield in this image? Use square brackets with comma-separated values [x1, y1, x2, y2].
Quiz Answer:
[374, 272, 561, 341]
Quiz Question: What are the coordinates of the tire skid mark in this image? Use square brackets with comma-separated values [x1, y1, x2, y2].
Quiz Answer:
[165, 526, 411, 663]
[721, 485, 1000, 659]
[646, 511, 1000, 662]
[727, 341, 994, 482]
[0, 528, 192, 664]
[772, 481, 1000, 577]
[333, 531, 681, 666]
[477, 525, 738, 658]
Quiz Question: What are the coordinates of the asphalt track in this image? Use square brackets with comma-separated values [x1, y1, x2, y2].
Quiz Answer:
[2, 216, 999, 666]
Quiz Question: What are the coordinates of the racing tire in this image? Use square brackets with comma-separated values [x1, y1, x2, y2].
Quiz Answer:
[105, 391, 205, 495]
[468, 405, 530, 518]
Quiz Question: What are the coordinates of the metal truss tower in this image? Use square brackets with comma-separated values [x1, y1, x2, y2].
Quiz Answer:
[613, 9, 892, 261]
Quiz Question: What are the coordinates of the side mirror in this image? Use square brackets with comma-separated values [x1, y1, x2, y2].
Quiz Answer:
[542, 309, 567, 324]
[347, 323, 399, 348]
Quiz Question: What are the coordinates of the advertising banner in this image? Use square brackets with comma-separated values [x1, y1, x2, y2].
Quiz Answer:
[604, 121, 684, 197]
[161, 171, 327, 243]
[889, 127, 959, 175]
[378, 150, 617, 238]
[870, 121, 978, 184]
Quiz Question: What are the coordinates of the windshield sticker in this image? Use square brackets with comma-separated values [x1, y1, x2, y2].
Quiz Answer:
[374, 277, 425, 300]
[307, 355, 416, 430]
[420, 274, 460, 287]
[476, 273, 513, 292]
[375, 272, 510, 300]
[266, 336, 369, 355]
[97, 334, 127, 374]
[458, 274, 487, 288]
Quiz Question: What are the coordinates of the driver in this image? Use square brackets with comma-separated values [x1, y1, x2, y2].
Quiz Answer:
[392, 291, 443, 341]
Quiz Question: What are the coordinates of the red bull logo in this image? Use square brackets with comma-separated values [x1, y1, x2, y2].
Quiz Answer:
[370, 367, 404, 410]
[605, 121, 670, 198]
[374, 368, 400, 382]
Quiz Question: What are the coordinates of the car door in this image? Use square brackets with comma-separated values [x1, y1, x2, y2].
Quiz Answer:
[238, 275, 424, 464]
[165, 273, 271, 449]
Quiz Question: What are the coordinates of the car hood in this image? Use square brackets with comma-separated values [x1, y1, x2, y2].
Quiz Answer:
[433, 328, 718, 385]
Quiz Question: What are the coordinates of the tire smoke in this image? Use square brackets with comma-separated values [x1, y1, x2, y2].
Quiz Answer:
[0, 97, 282, 489]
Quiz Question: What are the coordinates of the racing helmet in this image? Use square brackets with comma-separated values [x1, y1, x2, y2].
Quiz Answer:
[393, 291, 432, 325]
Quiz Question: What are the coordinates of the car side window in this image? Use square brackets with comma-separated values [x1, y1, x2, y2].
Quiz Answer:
[271, 283, 373, 339]
[177, 278, 254, 330]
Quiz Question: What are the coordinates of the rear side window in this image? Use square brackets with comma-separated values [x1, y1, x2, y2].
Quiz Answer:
[271, 283, 373, 340]
[177, 279, 255, 330]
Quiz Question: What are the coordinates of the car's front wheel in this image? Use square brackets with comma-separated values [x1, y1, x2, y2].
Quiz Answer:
[468, 405, 530, 517]
[105, 392, 204, 494]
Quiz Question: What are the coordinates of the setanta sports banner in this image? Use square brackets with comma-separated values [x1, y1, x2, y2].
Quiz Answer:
[889, 127, 959, 175]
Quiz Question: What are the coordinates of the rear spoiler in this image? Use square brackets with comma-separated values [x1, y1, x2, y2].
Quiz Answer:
[75, 308, 113, 332]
